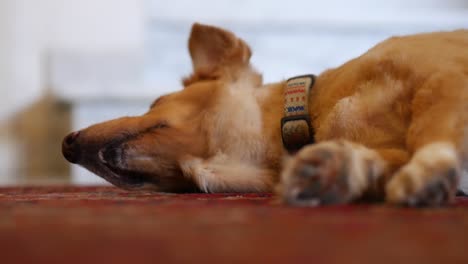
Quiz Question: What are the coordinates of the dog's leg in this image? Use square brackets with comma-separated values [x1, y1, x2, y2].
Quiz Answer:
[180, 154, 275, 193]
[281, 140, 407, 206]
[385, 74, 467, 206]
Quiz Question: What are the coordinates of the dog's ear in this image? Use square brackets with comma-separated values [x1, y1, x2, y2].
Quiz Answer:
[188, 23, 252, 72]
[184, 23, 252, 85]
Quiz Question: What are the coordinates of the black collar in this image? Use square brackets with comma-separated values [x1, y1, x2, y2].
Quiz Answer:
[280, 74, 316, 153]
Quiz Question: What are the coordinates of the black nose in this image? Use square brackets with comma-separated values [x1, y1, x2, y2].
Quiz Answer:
[62, 131, 81, 164]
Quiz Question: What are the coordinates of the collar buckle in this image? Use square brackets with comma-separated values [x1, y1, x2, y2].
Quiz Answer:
[281, 115, 314, 153]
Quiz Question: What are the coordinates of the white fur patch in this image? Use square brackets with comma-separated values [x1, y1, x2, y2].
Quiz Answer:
[207, 71, 265, 161]
[225, 75, 262, 135]
[179, 157, 214, 193]
[179, 154, 273, 193]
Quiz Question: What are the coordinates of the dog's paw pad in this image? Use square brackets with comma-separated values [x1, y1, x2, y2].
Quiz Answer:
[282, 143, 354, 206]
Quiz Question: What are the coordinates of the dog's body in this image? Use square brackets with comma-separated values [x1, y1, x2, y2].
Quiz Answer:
[62, 23, 468, 206]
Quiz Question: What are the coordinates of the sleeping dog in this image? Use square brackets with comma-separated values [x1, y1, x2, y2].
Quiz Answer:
[62, 23, 468, 207]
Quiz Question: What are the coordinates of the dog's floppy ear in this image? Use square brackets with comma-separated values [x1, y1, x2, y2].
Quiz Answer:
[184, 23, 252, 85]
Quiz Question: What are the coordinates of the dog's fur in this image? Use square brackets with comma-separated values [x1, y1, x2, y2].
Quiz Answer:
[62, 23, 468, 206]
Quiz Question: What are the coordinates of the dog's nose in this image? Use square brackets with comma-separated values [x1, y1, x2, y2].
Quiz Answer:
[62, 131, 81, 164]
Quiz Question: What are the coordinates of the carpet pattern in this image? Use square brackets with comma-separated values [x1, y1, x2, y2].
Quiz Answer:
[1, 186, 468, 263]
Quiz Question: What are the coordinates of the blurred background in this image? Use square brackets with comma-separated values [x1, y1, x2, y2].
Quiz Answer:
[0, 0, 467, 186]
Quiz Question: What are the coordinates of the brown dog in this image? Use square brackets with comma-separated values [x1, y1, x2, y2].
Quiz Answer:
[62, 23, 468, 206]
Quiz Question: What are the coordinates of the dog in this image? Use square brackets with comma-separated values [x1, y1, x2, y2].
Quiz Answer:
[62, 23, 468, 207]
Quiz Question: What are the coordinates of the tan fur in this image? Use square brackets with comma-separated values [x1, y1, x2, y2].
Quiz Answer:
[62, 23, 468, 206]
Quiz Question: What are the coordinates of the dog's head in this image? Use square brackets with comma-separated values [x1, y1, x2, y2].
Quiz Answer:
[62, 23, 265, 191]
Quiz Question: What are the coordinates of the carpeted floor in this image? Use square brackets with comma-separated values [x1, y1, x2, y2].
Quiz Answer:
[1, 186, 468, 264]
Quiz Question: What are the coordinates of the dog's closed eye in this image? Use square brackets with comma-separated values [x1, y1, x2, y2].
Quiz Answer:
[150, 121, 169, 130]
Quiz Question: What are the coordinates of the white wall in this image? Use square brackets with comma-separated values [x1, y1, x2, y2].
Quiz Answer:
[0, 0, 145, 184]
[0, 0, 145, 122]
[43, 0, 144, 52]
[147, 0, 468, 88]
[0, 0, 41, 122]
[149, 0, 468, 25]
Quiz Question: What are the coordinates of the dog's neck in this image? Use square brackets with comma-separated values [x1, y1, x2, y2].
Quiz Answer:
[255, 76, 321, 155]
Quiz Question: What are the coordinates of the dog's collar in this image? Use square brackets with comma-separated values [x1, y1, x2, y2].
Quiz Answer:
[281, 74, 316, 153]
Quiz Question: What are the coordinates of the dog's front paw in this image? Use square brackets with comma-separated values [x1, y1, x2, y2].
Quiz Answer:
[386, 167, 458, 207]
[281, 141, 384, 206]
[386, 143, 460, 207]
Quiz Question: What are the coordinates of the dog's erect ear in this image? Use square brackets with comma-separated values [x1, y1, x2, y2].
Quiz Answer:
[186, 23, 252, 82]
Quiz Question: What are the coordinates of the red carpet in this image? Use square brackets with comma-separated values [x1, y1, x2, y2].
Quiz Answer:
[1, 186, 468, 264]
